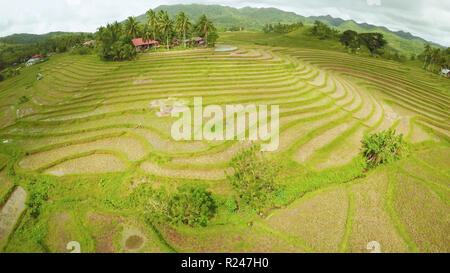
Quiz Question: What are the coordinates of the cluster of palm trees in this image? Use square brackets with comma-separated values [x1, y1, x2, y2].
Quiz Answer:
[95, 10, 217, 61]
[422, 44, 450, 73]
[126, 10, 217, 50]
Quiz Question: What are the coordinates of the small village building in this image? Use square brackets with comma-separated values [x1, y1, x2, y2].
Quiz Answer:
[441, 68, 450, 78]
[132, 38, 160, 52]
[191, 37, 206, 46]
[26, 54, 42, 66]
[83, 40, 95, 46]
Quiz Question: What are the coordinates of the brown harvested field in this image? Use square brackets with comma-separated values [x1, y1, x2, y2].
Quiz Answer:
[45, 213, 76, 252]
[293, 121, 356, 163]
[44, 154, 126, 176]
[0, 187, 27, 245]
[347, 171, 409, 253]
[19, 137, 145, 170]
[140, 161, 229, 180]
[392, 171, 450, 252]
[315, 126, 366, 170]
[85, 212, 122, 253]
[415, 147, 450, 171]
[266, 187, 349, 253]
[0, 169, 13, 200]
[133, 128, 208, 153]
[409, 123, 431, 143]
[158, 223, 305, 253]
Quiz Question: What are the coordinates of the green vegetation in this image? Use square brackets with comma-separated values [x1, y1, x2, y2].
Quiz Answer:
[166, 186, 216, 227]
[263, 22, 304, 34]
[312, 20, 340, 40]
[362, 129, 408, 169]
[96, 10, 218, 61]
[227, 146, 281, 213]
[0, 33, 93, 70]
[0, 5, 448, 253]
[133, 4, 443, 56]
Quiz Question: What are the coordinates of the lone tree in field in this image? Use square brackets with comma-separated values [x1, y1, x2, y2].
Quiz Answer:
[358, 32, 387, 56]
[361, 129, 408, 169]
[175, 12, 192, 48]
[158, 10, 173, 50]
[195, 14, 216, 46]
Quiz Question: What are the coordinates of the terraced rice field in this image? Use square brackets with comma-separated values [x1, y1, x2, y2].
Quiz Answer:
[0, 42, 449, 253]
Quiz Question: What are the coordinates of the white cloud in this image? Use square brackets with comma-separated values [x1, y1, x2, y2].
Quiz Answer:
[367, 0, 381, 6]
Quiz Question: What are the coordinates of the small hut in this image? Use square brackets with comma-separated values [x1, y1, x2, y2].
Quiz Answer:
[132, 38, 160, 52]
[191, 37, 206, 47]
[83, 40, 95, 46]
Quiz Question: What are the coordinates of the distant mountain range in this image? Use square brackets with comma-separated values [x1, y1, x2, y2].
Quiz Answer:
[136, 4, 443, 55]
[0, 4, 444, 56]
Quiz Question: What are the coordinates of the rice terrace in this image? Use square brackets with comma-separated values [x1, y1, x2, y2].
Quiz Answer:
[0, 2, 449, 255]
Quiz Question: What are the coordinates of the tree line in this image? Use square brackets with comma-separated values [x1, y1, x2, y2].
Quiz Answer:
[96, 10, 218, 61]
[1, 9, 218, 74]
[338, 29, 387, 56]
[263, 22, 304, 34]
[419, 44, 450, 74]
[0, 33, 93, 71]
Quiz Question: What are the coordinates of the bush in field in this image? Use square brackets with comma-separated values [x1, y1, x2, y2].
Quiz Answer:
[227, 145, 280, 213]
[362, 129, 408, 169]
[167, 186, 216, 226]
[146, 185, 216, 227]
[72, 46, 92, 55]
[26, 189, 48, 218]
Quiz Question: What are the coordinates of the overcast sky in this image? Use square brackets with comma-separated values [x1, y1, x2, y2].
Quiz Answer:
[0, 0, 449, 46]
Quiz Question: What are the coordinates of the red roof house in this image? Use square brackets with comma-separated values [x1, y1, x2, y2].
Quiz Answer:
[132, 38, 159, 47]
[191, 37, 205, 42]
[83, 40, 94, 46]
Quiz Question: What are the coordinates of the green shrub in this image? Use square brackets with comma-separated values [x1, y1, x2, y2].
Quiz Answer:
[166, 186, 216, 227]
[145, 185, 217, 227]
[26, 190, 48, 218]
[361, 129, 408, 169]
[18, 95, 30, 105]
[72, 46, 92, 55]
[227, 145, 280, 213]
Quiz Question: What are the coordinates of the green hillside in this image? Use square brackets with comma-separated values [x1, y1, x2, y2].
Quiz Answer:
[0, 32, 89, 45]
[335, 21, 433, 56]
[136, 4, 308, 30]
[137, 4, 443, 56]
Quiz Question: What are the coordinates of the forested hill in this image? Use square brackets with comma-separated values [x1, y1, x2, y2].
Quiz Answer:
[136, 4, 307, 30]
[136, 4, 443, 55]
[0, 32, 90, 45]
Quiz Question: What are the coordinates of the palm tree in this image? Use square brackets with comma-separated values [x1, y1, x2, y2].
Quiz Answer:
[175, 12, 192, 47]
[195, 14, 215, 46]
[111, 21, 122, 41]
[423, 43, 431, 70]
[146, 9, 158, 41]
[142, 24, 152, 41]
[124, 16, 138, 39]
[430, 48, 441, 73]
[158, 11, 173, 50]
